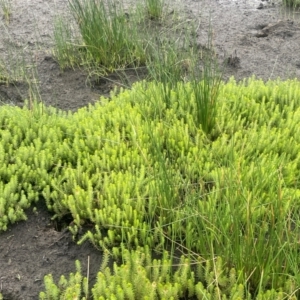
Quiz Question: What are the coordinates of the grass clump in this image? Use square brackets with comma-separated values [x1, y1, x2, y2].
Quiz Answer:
[144, 0, 166, 20]
[0, 63, 9, 84]
[67, 0, 147, 73]
[53, 0, 221, 134]
[282, 0, 300, 8]
[145, 20, 221, 134]
[53, 16, 81, 70]
[188, 35, 222, 135]
[0, 0, 12, 24]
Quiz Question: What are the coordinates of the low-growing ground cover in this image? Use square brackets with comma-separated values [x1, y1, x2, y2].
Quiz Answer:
[1, 0, 300, 299]
[1, 78, 300, 299]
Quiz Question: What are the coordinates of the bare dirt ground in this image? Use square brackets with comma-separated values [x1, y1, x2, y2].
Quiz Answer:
[0, 0, 300, 299]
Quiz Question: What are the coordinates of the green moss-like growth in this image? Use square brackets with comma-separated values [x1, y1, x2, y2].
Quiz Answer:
[1, 78, 300, 297]
[39, 248, 297, 299]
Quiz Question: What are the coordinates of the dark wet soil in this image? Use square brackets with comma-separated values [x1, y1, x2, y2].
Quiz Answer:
[0, 0, 300, 299]
[0, 202, 103, 300]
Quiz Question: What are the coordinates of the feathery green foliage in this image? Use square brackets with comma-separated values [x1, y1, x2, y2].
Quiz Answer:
[1, 79, 300, 297]
[39, 260, 88, 300]
[39, 248, 298, 299]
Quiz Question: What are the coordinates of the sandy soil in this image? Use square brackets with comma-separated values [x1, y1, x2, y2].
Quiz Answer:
[0, 0, 300, 299]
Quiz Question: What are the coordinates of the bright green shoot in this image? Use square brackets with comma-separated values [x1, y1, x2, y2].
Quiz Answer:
[0, 63, 9, 85]
[53, 17, 81, 70]
[189, 24, 222, 135]
[0, 0, 11, 25]
[146, 39, 186, 109]
[144, 0, 165, 20]
[188, 55, 222, 135]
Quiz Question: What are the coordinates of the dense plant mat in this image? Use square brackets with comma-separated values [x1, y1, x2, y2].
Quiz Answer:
[1, 78, 300, 298]
[39, 247, 297, 300]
